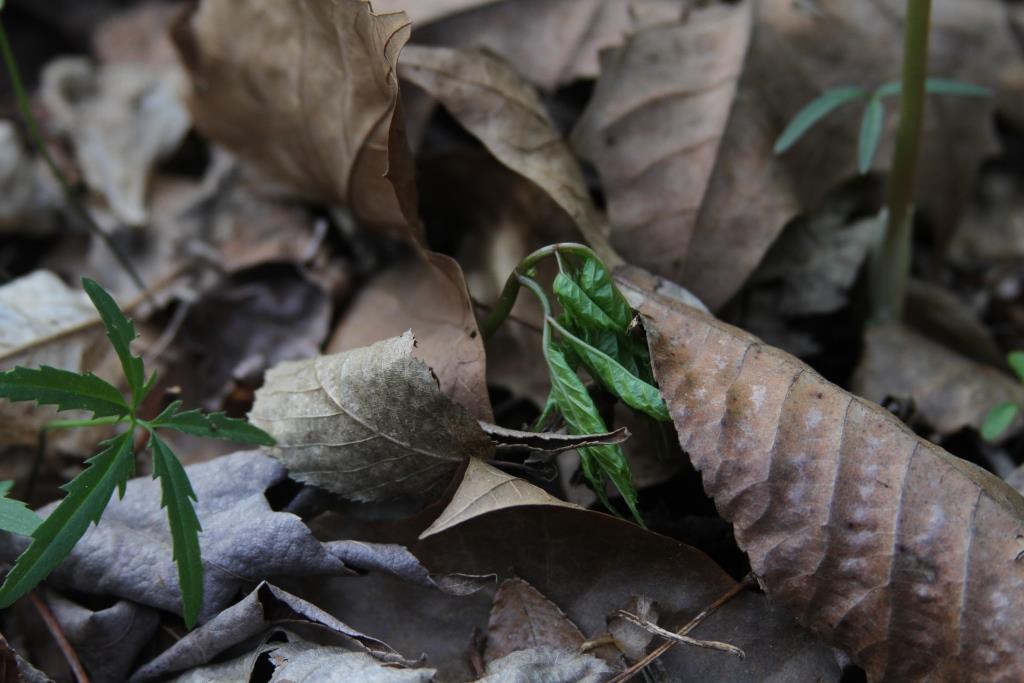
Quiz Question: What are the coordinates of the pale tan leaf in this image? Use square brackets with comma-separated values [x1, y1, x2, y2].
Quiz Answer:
[485, 577, 586, 664]
[327, 251, 492, 422]
[399, 45, 615, 260]
[419, 458, 577, 538]
[250, 333, 493, 503]
[617, 265, 1024, 681]
[171, 0, 420, 240]
[852, 324, 1024, 440]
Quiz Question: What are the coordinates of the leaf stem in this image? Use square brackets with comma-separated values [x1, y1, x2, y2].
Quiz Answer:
[869, 0, 931, 323]
[0, 19, 148, 294]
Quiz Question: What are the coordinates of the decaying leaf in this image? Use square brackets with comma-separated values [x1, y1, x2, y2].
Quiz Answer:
[852, 324, 1024, 440]
[477, 646, 611, 683]
[328, 252, 492, 422]
[260, 640, 434, 682]
[485, 577, 587, 664]
[607, 595, 658, 661]
[420, 458, 577, 539]
[131, 582, 401, 682]
[251, 333, 493, 503]
[40, 57, 190, 226]
[617, 265, 1024, 680]
[171, 0, 420, 239]
[481, 422, 629, 453]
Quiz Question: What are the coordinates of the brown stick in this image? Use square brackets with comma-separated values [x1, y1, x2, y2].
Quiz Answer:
[27, 592, 90, 683]
[607, 574, 755, 683]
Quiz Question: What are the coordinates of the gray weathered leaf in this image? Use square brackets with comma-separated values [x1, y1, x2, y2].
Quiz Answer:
[477, 646, 611, 683]
[326, 539, 491, 596]
[485, 578, 587, 664]
[263, 640, 434, 683]
[251, 332, 493, 503]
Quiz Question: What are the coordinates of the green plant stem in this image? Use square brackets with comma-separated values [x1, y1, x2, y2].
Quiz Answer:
[0, 19, 147, 294]
[479, 243, 604, 340]
[30, 415, 128, 500]
[870, 0, 931, 323]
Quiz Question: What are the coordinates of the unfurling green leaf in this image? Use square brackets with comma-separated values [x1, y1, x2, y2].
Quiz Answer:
[0, 431, 134, 607]
[151, 403, 275, 446]
[0, 483, 41, 537]
[774, 86, 867, 154]
[858, 96, 884, 174]
[150, 433, 203, 628]
[82, 278, 147, 407]
[0, 366, 129, 418]
[982, 402, 1019, 442]
[1008, 351, 1024, 384]
[554, 272, 619, 333]
[548, 317, 669, 422]
[575, 257, 633, 330]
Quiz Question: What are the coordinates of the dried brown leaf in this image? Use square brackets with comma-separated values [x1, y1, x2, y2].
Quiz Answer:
[617, 265, 1024, 681]
[480, 422, 629, 453]
[485, 577, 586, 664]
[250, 333, 493, 503]
[328, 252, 491, 422]
[171, 0, 420, 240]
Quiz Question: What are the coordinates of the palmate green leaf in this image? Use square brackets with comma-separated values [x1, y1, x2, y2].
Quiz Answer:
[548, 317, 670, 422]
[149, 432, 203, 628]
[1008, 351, 1024, 384]
[0, 431, 134, 608]
[0, 482, 41, 537]
[982, 402, 1019, 441]
[858, 96, 884, 174]
[574, 257, 633, 330]
[151, 402, 275, 446]
[545, 337, 642, 525]
[82, 278, 147, 407]
[774, 86, 867, 154]
[0, 365, 129, 418]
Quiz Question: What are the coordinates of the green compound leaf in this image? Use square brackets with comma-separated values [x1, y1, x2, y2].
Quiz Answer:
[982, 402, 1019, 442]
[548, 317, 670, 422]
[574, 257, 633, 330]
[774, 86, 867, 154]
[0, 431, 134, 608]
[0, 366, 129, 418]
[0, 483, 41, 538]
[554, 272, 619, 333]
[1007, 351, 1024, 384]
[151, 403, 276, 446]
[858, 96, 884, 174]
[149, 432, 203, 629]
[82, 278, 146, 408]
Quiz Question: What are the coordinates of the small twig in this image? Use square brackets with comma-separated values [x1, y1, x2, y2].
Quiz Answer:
[607, 574, 755, 683]
[615, 609, 745, 659]
[27, 592, 91, 683]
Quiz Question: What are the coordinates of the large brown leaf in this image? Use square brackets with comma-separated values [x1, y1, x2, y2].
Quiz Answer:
[171, 0, 420, 240]
[616, 265, 1024, 681]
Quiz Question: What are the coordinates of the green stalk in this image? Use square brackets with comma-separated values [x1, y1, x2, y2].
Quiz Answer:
[869, 0, 931, 323]
[0, 19, 147, 293]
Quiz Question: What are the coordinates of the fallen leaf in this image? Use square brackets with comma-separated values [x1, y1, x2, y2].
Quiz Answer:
[852, 324, 1024, 440]
[0, 451, 356, 624]
[420, 458, 577, 539]
[485, 577, 587, 664]
[617, 264, 1024, 680]
[0, 122, 61, 237]
[478, 646, 611, 683]
[481, 422, 629, 453]
[40, 57, 190, 226]
[130, 582, 401, 682]
[903, 279, 1006, 370]
[328, 252, 492, 422]
[171, 0, 421, 240]
[92, 0, 184, 67]
[260, 639, 434, 682]
[606, 595, 657, 661]
[251, 333, 493, 503]
[0, 635, 22, 683]
[327, 539, 491, 596]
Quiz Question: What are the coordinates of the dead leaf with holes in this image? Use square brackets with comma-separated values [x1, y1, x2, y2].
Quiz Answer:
[616, 264, 1024, 681]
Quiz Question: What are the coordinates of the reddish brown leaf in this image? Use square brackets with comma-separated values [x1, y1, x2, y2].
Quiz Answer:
[617, 265, 1024, 681]
[485, 577, 586, 664]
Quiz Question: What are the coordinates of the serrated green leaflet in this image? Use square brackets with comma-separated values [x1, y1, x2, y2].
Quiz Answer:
[575, 258, 633, 330]
[774, 86, 867, 154]
[1008, 351, 1024, 383]
[982, 402, 1018, 442]
[858, 96, 884, 174]
[0, 366, 129, 418]
[0, 431, 134, 607]
[0, 493, 41, 537]
[548, 317, 669, 422]
[150, 432, 203, 628]
[82, 278, 146, 408]
[151, 406, 276, 446]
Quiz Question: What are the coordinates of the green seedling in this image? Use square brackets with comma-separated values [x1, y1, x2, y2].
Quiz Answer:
[774, 78, 990, 174]
[480, 244, 670, 526]
[0, 279, 274, 628]
[981, 351, 1024, 441]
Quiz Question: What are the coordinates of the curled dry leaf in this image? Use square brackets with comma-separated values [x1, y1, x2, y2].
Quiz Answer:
[480, 422, 629, 453]
[171, 0, 420, 240]
[251, 333, 493, 503]
[478, 647, 611, 683]
[328, 252, 492, 422]
[853, 324, 1024, 440]
[617, 265, 1024, 681]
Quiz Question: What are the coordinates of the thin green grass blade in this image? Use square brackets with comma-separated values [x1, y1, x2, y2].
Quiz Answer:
[858, 96, 885, 174]
[0, 431, 134, 607]
[82, 278, 145, 407]
[0, 366, 128, 418]
[774, 86, 867, 154]
[150, 433, 203, 628]
[982, 402, 1019, 441]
